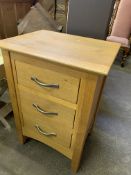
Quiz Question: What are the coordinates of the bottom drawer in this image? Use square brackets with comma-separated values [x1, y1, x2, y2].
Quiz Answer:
[22, 114, 73, 148]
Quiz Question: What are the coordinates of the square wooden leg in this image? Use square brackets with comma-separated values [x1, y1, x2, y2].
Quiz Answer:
[121, 47, 130, 67]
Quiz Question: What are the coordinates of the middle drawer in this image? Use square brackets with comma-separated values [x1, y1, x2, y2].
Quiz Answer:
[18, 85, 76, 130]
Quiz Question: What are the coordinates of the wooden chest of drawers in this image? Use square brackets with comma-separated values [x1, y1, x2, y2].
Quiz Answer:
[0, 30, 120, 173]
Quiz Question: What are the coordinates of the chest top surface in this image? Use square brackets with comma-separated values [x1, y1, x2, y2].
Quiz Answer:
[0, 30, 120, 75]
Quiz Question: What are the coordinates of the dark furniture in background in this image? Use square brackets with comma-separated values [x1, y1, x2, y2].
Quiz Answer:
[0, 0, 34, 39]
[67, 0, 115, 40]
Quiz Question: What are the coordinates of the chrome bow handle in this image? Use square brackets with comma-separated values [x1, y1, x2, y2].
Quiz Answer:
[35, 125, 57, 137]
[31, 76, 59, 89]
[33, 104, 58, 116]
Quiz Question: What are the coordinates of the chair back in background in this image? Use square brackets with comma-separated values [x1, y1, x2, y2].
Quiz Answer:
[67, 0, 115, 39]
[111, 0, 131, 38]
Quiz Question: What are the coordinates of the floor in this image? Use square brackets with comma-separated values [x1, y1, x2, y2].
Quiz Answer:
[0, 56, 131, 175]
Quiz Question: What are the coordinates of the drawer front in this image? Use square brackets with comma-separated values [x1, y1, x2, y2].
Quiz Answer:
[15, 59, 80, 103]
[19, 86, 76, 130]
[22, 116, 72, 148]
[21, 110, 73, 148]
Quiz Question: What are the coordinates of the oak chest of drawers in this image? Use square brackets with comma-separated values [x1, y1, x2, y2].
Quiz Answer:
[0, 30, 120, 173]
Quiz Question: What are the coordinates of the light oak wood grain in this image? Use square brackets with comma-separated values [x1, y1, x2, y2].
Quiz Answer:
[11, 57, 74, 158]
[1, 50, 25, 143]
[23, 126, 73, 159]
[88, 76, 106, 134]
[10, 51, 84, 79]
[18, 85, 76, 130]
[0, 30, 120, 173]
[22, 112, 73, 148]
[0, 30, 120, 75]
[71, 74, 102, 173]
[15, 58, 80, 103]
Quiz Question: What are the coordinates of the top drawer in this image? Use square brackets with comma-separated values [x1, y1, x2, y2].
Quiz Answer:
[14, 58, 80, 103]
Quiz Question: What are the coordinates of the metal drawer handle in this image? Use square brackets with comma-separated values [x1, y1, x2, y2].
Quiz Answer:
[35, 125, 57, 137]
[31, 76, 59, 89]
[33, 104, 58, 116]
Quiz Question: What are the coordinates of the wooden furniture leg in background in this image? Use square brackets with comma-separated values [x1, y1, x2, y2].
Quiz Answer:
[65, 0, 68, 17]
[54, 0, 57, 20]
[121, 47, 130, 67]
[0, 97, 12, 130]
[0, 57, 12, 130]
